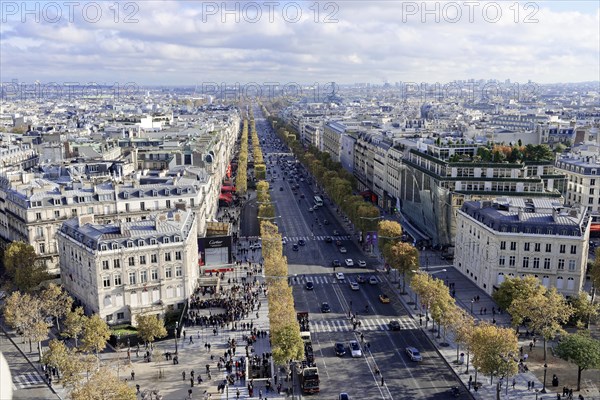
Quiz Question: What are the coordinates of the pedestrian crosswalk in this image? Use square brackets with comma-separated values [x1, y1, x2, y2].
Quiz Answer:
[239, 235, 353, 243]
[291, 274, 384, 285]
[310, 317, 418, 333]
[13, 372, 45, 390]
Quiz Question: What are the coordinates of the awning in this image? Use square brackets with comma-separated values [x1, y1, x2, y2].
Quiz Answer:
[219, 193, 233, 202]
[221, 185, 236, 192]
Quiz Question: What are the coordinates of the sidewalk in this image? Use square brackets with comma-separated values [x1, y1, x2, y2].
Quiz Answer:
[380, 262, 598, 400]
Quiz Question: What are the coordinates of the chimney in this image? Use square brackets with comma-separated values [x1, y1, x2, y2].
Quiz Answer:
[552, 209, 558, 222]
[518, 208, 523, 221]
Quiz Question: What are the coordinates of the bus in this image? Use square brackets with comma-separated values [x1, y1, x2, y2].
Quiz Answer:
[313, 196, 323, 207]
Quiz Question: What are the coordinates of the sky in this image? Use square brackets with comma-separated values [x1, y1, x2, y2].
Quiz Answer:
[1, 1, 599, 86]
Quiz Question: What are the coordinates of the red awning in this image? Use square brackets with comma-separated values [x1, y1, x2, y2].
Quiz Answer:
[219, 193, 233, 202]
[221, 185, 236, 192]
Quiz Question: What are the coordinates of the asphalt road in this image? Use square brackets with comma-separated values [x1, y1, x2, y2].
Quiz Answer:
[251, 105, 465, 399]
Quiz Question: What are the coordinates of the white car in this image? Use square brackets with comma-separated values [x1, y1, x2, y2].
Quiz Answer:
[282, 237, 287, 245]
[358, 260, 367, 268]
[339, 247, 347, 254]
[369, 276, 378, 285]
[349, 281, 359, 291]
[344, 259, 354, 267]
[349, 341, 362, 358]
[335, 272, 345, 281]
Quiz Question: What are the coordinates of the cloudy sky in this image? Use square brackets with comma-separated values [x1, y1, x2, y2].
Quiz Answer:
[1, 1, 598, 86]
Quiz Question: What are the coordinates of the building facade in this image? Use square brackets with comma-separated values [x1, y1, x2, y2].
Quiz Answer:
[455, 198, 590, 297]
[57, 209, 198, 325]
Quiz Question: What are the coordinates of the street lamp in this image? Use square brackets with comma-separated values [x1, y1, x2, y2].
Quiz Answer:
[174, 322, 179, 353]
[541, 363, 548, 393]
[470, 299, 474, 315]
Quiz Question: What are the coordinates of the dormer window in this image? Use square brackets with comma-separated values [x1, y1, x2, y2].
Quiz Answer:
[111, 243, 118, 250]
[127, 241, 134, 248]
[174, 236, 181, 242]
[163, 237, 170, 244]
[150, 238, 157, 245]
[124, 191, 129, 199]
[152, 190, 158, 197]
[100, 244, 107, 251]
[177, 188, 182, 195]
[54, 199, 61, 206]
[138, 239, 145, 246]
[139, 190, 144, 197]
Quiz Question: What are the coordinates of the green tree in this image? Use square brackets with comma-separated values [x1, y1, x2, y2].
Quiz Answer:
[469, 323, 519, 384]
[70, 367, 136, 400]
[383, 242, 419, 294]
[81, 314, 111, 365]
[43, 339, 84, 387]
[3, 241, 50, 292]
[40, 283, 73, 332]
[135, 314, 168, 347]
[555, 333, 600, 391]
[590, 248, 600, 301]
[569, 291, 599, 328]
[510, 287, 573, 361]
[270, 324, 305, 367]
[2, 291, 49, 359]
[377, 220, 403, 253]
[62, 307, 86, 347]
[492, 275, 542, 313]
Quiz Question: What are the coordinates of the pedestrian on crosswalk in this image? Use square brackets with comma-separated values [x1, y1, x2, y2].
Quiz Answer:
[381, 376, 385, 386]
[131, 370, 135, 380]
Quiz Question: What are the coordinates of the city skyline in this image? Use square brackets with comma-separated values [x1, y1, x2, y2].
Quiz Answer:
[1, 1, 599, 86]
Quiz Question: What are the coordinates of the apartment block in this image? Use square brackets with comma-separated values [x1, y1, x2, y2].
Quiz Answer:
[455, 198, 590, 297]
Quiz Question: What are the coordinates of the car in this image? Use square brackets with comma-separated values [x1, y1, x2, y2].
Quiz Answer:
[305, 281, 314, 290]
[298, 239, 306, 246]
[332, 259, 341, 268]
[379, 294, 390, 304]
[279, 187, 284, 191]
[334, 342, 346, 356]
[335, 272, 345, 280]
[325, 236, 333, 243]
[339, 393, 350, 400]
[349, 281, 359, 291]
[405, 346, 422, 361]
[321, 302, 331, 313]
[282, 237, 287, 245]
[441, 254, 454, 261]
[349, 341, 362, 358]
[345, 259, 354, 267]
[308, 207, 314, 212]
[300, 194, 305, 198]
[339, 247, 347, 253]
[358, 260, 367, 268]
[292, 244, 299, 251]
[336, 240, 343, 246]
[356, 275, 366, 284]
[249, 243, 262, 250]
[388, 320, 401, 331]
[333, 230, 340, 235]
[369, 276, 378, 285]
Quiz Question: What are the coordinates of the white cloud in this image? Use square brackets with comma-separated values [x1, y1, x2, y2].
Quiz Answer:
[0, 1, 598, 85]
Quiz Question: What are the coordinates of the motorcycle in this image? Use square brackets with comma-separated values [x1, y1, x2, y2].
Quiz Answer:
[449, 386, 460, 397]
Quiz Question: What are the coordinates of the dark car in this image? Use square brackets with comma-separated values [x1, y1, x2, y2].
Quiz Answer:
[321, 302, 331, 313]
[334, 342, 346, 356]
[305, 281, 314, 290]
[332, 259, 341, 268]
[325, 237, 333, 243]
[279, 187, 284, 191]
[292, 244, 299, 251]
[388, 320, 401, 331]
[298, 239, 306, 246]
[323, 219, 329, 225]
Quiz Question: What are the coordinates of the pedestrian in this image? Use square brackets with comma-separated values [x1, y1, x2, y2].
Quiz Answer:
[528, 381, 531, 390]
[131, 370, 135, 380]
[136, 384, 140, 394]
[183, 371, 186, 381]
[530, 341, 534, 351]
[531, 381, 535, 390]
[381, 376, 385, 386]
[191, 377, 194, 387]
[190, 336, 194, 344]
[468, 375, 472, 390]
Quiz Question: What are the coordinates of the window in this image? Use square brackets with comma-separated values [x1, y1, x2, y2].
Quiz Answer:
[113, 259, 120, 269]
[175, 251, 182, 261]
[570, 245, 577, 254]
[509, 256, 515, 266]
[140, 271, 148, 283]
[560, 244, 566, 254]
[39, 243, 46, 254]
[568, 260, 576, 271]
[524, 243, 530, 251]
[591, 179, 596, 186]
[140, 202, 146, 211]
[71, 208, 77, 217]
[102, 260, 109, 270]
[103, 276, 111, 288]
[499, 256, 506, 266]
[151, 254, 158, 263]
[128, 257, 135, 266]
[174, 236, 181, 242]
[125, 203, 130, 212]
[117, 312, 125, 320]
[165, 252, 172, 262]
[175, 266, 182, 277]
[54, 210, 60, 218]
[150, 238, 157, 245]
[114, 274, 122, 286]
[165, 267, 172, 278]
[500, 241, 506, 250]
[166, 200, 171, 208]
[534, 243, 541, 252]
[140, 255, 146, 265]
[543, 258, 551, 269]
[545, 243, 552, 252]
[533, 257, 540, 269]
[151, 269, 158, 281]
[128, 272, 136, 285]
[558, 259, 565, 270]
[105, 315, 113, 322]
[523, 257, 529, 268]
[510, 242, 517, 251]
